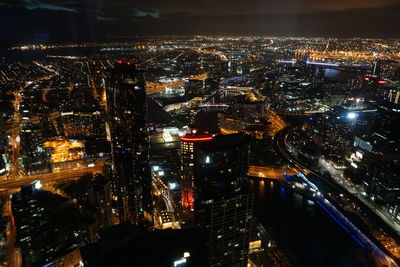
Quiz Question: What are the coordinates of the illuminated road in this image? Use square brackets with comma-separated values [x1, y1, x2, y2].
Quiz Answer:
[296, 50, 400, 62]
[8, 81, 26, 180]
[267, 109, 286, 136]
[139, 49, 171, 66]
[146, 73, 208, 95]
[171, 50, 185, 61]
[11, 248, 22, 267]
[0, 161, 104, 191]
[194, 47, 227, 61]
[248, 165, 296, 179]
[152, 173, 180, 229]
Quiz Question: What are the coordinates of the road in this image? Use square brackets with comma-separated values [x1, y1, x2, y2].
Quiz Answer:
[0, 161, 104, 191]
[11, 248, 21, 267]
[152, 173, 180, 229]
[145, 73, 208, 95]
[248, 165, 296, 179]
[267, 109, 286, 136]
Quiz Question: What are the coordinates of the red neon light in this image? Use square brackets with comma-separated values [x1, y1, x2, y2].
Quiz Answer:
[116, 61, 134, 65]
[364, 77, 370, 81]
[180, 136, 212, 142]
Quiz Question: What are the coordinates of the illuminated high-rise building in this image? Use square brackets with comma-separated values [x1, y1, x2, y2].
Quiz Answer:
[106, 61, 152, 225]
[180, 132, 252, 267]
[372, 60, 381, 76]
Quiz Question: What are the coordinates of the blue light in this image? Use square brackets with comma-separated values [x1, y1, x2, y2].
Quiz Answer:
[279, 187, 286, 198]
[168, 183, 177, 190]
[346, 112, 357, 120]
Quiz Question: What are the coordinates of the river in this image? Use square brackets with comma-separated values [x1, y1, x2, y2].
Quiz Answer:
[250, 178, 373, 267]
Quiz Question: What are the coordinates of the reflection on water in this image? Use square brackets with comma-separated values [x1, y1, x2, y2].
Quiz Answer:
[258, 179, 265, 200]
[249, 178, 373, 267]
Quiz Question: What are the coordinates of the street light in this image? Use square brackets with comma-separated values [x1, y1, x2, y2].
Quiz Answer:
[346, 112, 357, 120]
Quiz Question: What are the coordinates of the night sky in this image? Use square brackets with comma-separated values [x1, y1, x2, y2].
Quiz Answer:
[1, 0, 400, 45]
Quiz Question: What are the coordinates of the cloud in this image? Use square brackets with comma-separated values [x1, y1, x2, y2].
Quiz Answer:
[132, 9, 161, 19]
[97, 16, 118, 21]
[25, 2, 77, 12]
[102, 0, 400, 16]
[0, 0, 77, 12]
[2, 0, 399, 17]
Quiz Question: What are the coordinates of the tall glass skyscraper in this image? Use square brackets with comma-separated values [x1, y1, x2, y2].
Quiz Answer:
[106, 61, 152, 225]
[180, 132, 253, 267]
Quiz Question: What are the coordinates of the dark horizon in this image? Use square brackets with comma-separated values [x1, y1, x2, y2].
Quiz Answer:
[1, 0, 400, 46]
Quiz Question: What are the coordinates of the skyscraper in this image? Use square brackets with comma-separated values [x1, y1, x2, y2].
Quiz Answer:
[180, 132, 253, 266]
[106, 61, 152, 225]
[12, 185, 86, 267]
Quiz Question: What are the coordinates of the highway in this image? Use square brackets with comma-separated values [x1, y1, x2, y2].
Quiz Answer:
[0, 161, 104, 191]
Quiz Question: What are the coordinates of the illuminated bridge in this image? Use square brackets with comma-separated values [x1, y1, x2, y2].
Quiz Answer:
[278, 60, 339, 68]
[248, 165, 296, 180]
[0, 160, 105, 191]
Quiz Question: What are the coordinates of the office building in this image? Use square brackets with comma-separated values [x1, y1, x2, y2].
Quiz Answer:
[106, 61, 152, 225]
[180, 132, 253, 267]
[12, 185, 86, 267]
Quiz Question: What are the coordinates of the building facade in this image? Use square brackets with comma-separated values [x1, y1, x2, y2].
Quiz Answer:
[106, 61, 152, 225]
[180, 132, 253, 267]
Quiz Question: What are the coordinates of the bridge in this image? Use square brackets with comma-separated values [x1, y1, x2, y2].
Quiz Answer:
[278, 60, 339, 68]
[203, 87, 262, 104]
[248, 165, 296, 179]
[0, 160, 105, 191]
